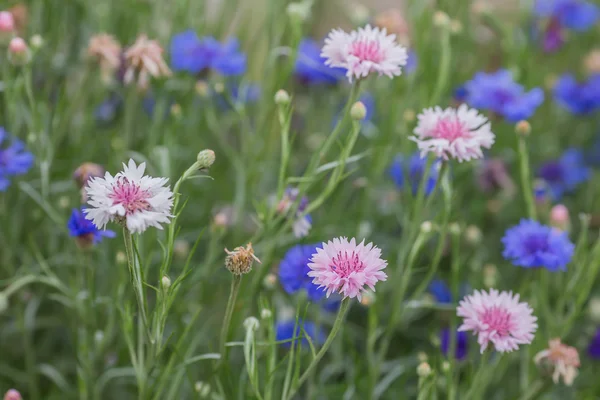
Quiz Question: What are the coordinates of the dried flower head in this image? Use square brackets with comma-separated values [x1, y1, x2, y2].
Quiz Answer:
[124, 34, 171, 89]
[88, 33, 122, 82]
[74, 162, 106, 188]
[534, 339, 580, 386]
[224, 243, 261, 275]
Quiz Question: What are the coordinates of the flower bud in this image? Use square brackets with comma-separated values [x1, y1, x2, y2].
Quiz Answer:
[515, 120, 531, 137]
[170, 103, 182, 118]
[286, 2, 311, 21]
[584, 49, 600, 75]
[450, 20, 463, 34]
[588, 297, 600, 322]
[197, 149, 215, 169]
[350, 4, 370, 26]
[224, 243, 261, 275]
[174, 239, 190, 259]
[0, 11, 15, 33]
[194, 381, 211, 397]
[263, 273, 277, 289]
[8, 37, 29, 65]
[3, 389, 22, 400]
[417, 362, 432, 377]
[360, 290, 376, 306]
[73, 162, 105, 189]
[433, 11, 450, 28]
[465, 225, 482, 245]
[449, 222, 461, 235]
[116, 251, 126, 265]
[161, 275, 172, 289]
[441, 361, 450, 372]
[94, 330, 104, 345]
[260, 309, 272, 319]
[0, 292, 8, 314]
[350, 101, 367, 121]
[243, 316, 260, 331]
[274, 89, 290, 105]
[421, 221, 433, 233]
[418, 352, 428, 362]
[195, 80, 210, 97]
[483, 264, 497, 288]
[213, 82, 224, 93]
[550, 204, 570, 231]
[30, 34, 43, 50]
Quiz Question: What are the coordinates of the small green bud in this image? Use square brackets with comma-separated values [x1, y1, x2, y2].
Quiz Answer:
[274, 89, 291, 105]
[350, 101, 367, 121]
[197, 149, 215, 169]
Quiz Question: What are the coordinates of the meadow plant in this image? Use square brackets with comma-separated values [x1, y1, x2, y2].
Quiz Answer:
[2, 0, 600, 399]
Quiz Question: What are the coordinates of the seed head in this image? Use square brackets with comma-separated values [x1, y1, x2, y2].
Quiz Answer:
[224, 243, 261, 275]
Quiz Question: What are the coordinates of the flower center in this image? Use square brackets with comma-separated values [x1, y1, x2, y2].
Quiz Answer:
[524, 233, 549, 254]
[430, 117, 470, 142]
[110, 178, 151, 215]
[349, 39, 385, 63]
[330, 251, 365, 278]
[480, 306, 513, 336]
[539, 162, 564, 183]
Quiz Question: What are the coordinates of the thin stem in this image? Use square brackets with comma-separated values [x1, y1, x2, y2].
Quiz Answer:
[517, 135, 536, 220]
[285, 298, 351, 400]
[219, 274, 243, 362]
[122, 228, 150, 338]
[465, 352, 490, 400]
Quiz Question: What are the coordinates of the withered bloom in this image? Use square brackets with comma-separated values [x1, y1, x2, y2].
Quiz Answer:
[123, 34, 171, 90]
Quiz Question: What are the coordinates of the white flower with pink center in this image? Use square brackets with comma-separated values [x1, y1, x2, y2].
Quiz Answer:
[84, 159, 174, 234]
[411, 104, 495, 162]
[307, 237, 388, 300]
[457, 289, 537, 353]
[321, 24, 408, 82]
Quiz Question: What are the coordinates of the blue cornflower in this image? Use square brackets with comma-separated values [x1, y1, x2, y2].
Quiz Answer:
[275, 320, 325, 348]
[538, 148, 591, 200]
[389, 153, 440, 196]
[428, 279, 452, 303]
[0, 127, 34, 191]
[553, 74, 600, 115]
[588, 328, 600, 359]
[170, 30, 246, 76]
[440, 329, 468, 360]
[464, 70, 545, 122]
[67, 207, 116, 247]
[502, 219, 574, 271]
[279, 244, 324, 301]
[534, 0, 599, 51]
[294, 38, 345, 85]
[405, 50, 418, 75]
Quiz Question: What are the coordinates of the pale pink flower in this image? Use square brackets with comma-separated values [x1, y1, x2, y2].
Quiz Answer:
[457, 289, 537, 353]
[0, 11, 15, 33]
[88, 33, 122, 81]
[321, 24, 408, 82]
[8, 36, 26, 54]
[123, 34, 171, 89]
[411, 104, 495, 162]
[84, 159, 174, 234]
[3, 389, 22, 400]
[308, 237, 387, 300]
[534, 338, 580, 386]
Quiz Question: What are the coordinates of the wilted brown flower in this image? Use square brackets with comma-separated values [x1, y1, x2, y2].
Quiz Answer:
[534, 339, 580, 386]
[88, 33, 122, 83]
[374, 9, 410, 46]
[123, 34, 171, 90]
[584, 49, 600, 75]
[224, 243, 261, 275]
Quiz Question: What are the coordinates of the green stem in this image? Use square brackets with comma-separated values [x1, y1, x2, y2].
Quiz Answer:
[219, 274, 243, 362]
[430, 26, 452, 105]
[285, 298, 351, 400]
[448, 227, 461, 400]
[122, 228, 150, 339]
[517, 135, 536, 220]
[465, 352, 490, 400]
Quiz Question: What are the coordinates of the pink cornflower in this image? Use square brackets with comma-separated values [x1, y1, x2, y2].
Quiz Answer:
[307, 237, 387, 300]
[3, 389, 22, 400]
[0, 11, 15, 33]
[321, 24, 408, 82]
[411, 104, 495, 162]
[84, 159, 174, 234]
[123, 34, 171, 89]
[457, 289, 537, 353]
[534, 338, 580, 386]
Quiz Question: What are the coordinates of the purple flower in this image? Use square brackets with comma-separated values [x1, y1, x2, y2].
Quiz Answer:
[276, 320, 325, 348]
[389, 153, 440, 196]
[502, 219, 574, 271]
[463, 70, 544, 122]
[170, 30, 246, 76]
[0, 127, 34, 191]
[429, 279, 452, 303]
[68, 207, 116, 247]
[553, 74, 600, 115]
[538, 148, 591, 200]
[294, 38, 346, 85]
[534, 0, 599, 51]
[588, 328, 600, 359]
[278, 244, 325, 301]
[440, 329, 469, 360]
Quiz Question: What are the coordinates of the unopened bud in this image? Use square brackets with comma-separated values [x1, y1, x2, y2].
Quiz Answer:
[418, 352, 428, 362]
[161, 275, 172, 289]
[174, 239, 190, 259]
[3, 389, 22, 400]
[450, 20, 463, 34]
[116, 251, 126, 264]
[286, 2, 311, 21]
[483, 264, 497, 288]
[263, 273, 277, 289]
[360, 290, 376, 306]
[58, 196, 70, 209]
[194, 381, 211, 397]
[8, 37, 30, 65]
[94, 330, 104, 345]
[260, 309, 272, 319]
[465, 225, 482, 245]
[433, 11, 450, 28]
[515, 120, 531, 136]
[417, 362, 432, 377]
[73, 162, 105, 188]
[588, 297, 600, 322]
[274, 89, 290, 105]
[350, 4, 370, 25]
[550, 204, 570, 231]
[170, 103, 182, 117]
[442, 361, 451, 372]
[0, 11, 15, 33]
[421, 221, 433, 233]
[213, 82, 224, 94]
[195, 81, 210, 97]
[30, 34, 43, 50]
[584, 49, 600, 75]
[197, 149, 215, 169]
[243, 316, 260, 331]
[224, 243, 261, 275]
[350, 101, 367, 121]
[449, 222, 461, 235]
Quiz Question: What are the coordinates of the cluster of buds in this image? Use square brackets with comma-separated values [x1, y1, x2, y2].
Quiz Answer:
[0, 5, 35, 66]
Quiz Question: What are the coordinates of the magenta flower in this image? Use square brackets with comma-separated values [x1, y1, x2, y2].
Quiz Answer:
[321, 25, 408, 82]
[457, 289, 537, 353]
[411, 104, 495, 162]
[307, 237, 388, 300]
